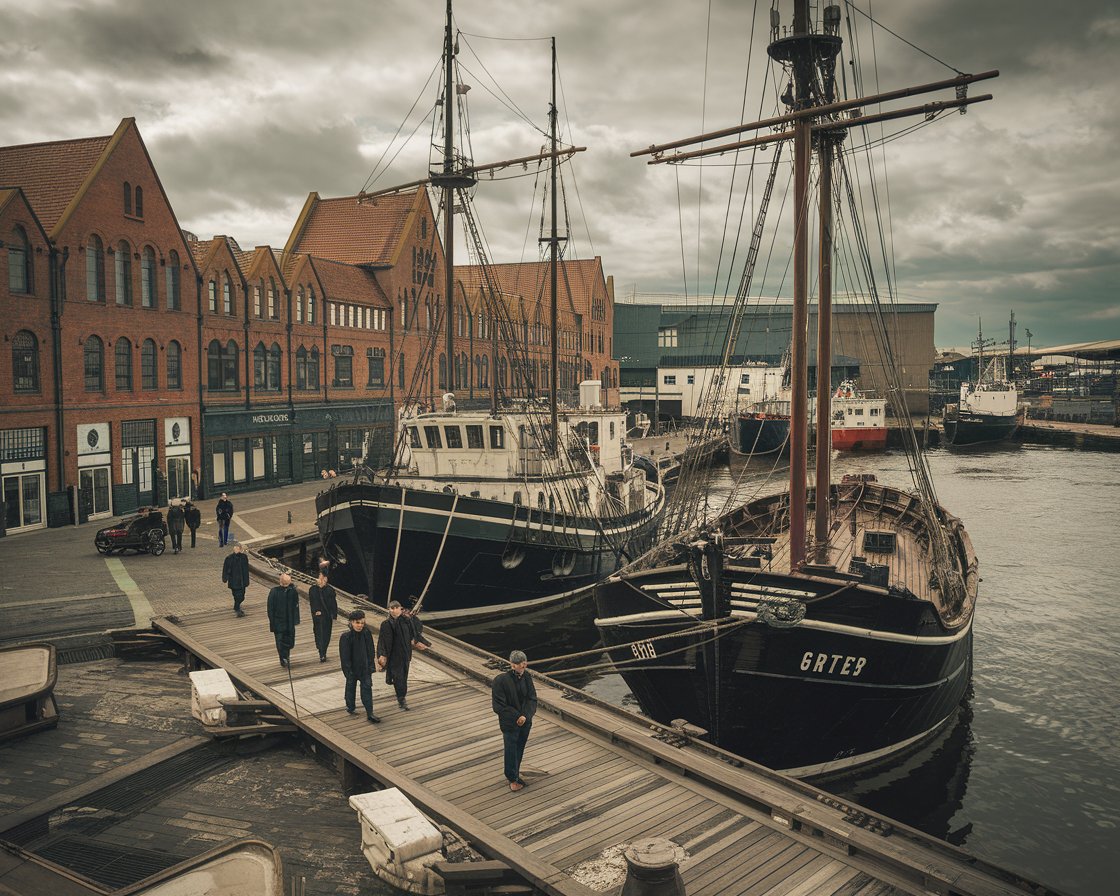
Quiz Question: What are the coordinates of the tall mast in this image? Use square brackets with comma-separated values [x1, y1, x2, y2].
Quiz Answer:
[548, 37, 560, 451]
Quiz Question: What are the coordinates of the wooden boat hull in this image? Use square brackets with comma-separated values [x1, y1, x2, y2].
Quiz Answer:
[594, 481, 977, 777]
[317, 480, 665, 620]
[0, 643, 59, 743]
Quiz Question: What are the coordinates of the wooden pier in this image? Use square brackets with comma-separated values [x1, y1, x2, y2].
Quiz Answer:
[155, 580, 1061, 896]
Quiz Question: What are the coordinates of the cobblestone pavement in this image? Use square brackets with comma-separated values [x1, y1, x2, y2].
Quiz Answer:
[0, 479, 327, 645]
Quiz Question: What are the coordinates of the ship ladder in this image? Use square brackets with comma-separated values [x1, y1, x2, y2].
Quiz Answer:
[411, 492, 459, 615]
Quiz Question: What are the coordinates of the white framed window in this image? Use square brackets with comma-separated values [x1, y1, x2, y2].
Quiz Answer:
[658, 327, 677, 348]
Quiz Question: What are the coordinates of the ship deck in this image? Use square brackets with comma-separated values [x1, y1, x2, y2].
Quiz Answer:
[150, 573, 1049, 896]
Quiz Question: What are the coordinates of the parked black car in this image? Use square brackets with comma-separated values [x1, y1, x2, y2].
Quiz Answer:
[94, 510, 168, 556]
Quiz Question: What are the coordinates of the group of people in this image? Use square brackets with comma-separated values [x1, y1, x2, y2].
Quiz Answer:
[162, 492, 235, 553]
[237, 565, 536, 790]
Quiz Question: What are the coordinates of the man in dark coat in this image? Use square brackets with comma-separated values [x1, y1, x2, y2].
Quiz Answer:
[339, 610, 380, 723]
[167, 500, 185, 554]
[184, 500, 201, 548]
[222, 543, 250, 617]
[403, 604, 432, 652]
[308, 572, 338, 662]
[378, 600, 418, 710]
[265, 572, 300, 667]
[215, 493, 234, 547]
[491, 650, 537, 791]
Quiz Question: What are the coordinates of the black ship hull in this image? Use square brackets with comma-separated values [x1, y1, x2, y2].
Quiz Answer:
[730, 414, 790, 455]
[942, 409, 1022, 446]
[594, 478, 978, 778]
[317, 481, 664, 620]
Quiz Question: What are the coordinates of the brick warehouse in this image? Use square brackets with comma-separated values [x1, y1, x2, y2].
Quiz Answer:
[1, 120, 622, 531]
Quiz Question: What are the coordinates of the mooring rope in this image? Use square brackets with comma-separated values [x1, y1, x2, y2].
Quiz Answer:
[385, 484, 408, 604]
[412, 492, 459, 614]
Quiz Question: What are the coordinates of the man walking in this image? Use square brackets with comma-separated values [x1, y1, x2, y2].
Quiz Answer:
[184, 500, 201, 548]
[265, 572, 300, 667]
[215, 492, 234, 547]
[308, 572, 338, 662]
[222, 543, 250, 617]
[491, 650, 536, 791]
[339, 610, 380, 723]
[167, 500, 185, 554]
[377, 601, 415, 710]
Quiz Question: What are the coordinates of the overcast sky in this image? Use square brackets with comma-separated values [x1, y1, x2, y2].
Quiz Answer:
[2, 0, 1116, 350]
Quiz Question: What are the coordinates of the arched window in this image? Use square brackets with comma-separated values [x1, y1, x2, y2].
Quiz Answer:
[141, 247, 157, 308]
[296, 346, 308, 390]
[296, 287, 304, 323]
[115, 240, 132, 305]
[134, 185, 143, 218]
[123, 182, 132, 215]
[268, 278, 278, 319]
[166, 249, 180, 310]
[12, 330, 39, 393]
[208, 279, 217, 312]
[86, 235, 105, 301]
[398, 352, 405, 389]
[268, 343, 282, 391]
[207, 340, 222, 390]
[167, 340, 182, 389]
[253, 280, 262, 317]
[115, 338, 133, 391]
[253, 342, 267, 389]
[308, 346, 320, 389]
[84, 336, 104, 392]
[307, 288, 315, 325]
[438, 353, 447, 390]
[222, 273, 232, 315]
[7, 226, 31, 294]
[141, 338, 157, 389]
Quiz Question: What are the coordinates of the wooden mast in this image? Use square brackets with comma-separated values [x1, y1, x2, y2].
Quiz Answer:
[549, 37, 560, 452]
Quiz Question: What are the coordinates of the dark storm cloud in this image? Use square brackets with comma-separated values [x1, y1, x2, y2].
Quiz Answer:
[1, 0, 1117, 347]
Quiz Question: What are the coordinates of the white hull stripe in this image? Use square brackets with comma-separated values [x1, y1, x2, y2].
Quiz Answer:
[320, 498, 658, 540]
[776, 715, 955, 778]
[595, 612, 973, 645]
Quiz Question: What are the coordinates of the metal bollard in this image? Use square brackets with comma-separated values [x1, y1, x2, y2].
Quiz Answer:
[621, 838, 686, 896]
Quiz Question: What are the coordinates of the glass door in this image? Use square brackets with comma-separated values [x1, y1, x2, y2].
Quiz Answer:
[79, 466, 112, 519]
[167, 457, 190, 501]
[3, 472, 44, 532]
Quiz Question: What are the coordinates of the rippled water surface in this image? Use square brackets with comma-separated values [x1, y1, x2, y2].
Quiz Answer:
[445, 444, 1120, 896]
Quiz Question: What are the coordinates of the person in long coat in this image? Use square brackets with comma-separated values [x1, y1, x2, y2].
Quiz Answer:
[377, 600, 415, 710]
[266, 572, 300, 667]
[339, 610, 380, 723]
[215, 493, 234, 547]
[491, 650, 537, 791]
[167, 500, 185, 554]
[184, 500, 202, 548]
[308, 572, 338, 662]
[222, 543, 250, 617]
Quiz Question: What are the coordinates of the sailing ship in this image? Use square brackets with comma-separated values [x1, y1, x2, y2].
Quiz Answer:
[830, 381, 887, 451]
[594, 1, 992, 776]
[316, 3, 664, 619]
[943, 329, 1025, 446]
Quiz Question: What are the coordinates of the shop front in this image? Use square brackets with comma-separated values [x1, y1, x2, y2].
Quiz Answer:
[76, 422, 113, 523]
[202, 400, 392, 496]
[164, 417, 193, 502]
[1, 426, 47, 534]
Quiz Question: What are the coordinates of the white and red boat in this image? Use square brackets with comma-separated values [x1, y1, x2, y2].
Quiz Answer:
[830, 381, 887, 451]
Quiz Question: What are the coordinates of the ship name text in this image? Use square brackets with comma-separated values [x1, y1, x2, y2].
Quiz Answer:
[801, 652, 866, 677]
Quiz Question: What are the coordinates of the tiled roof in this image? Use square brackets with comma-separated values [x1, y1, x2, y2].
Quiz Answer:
[290, 191, 417, 266]
[0, 134, 112, 232]
[309, 256, 391, 307]
[456, 258, 603, 314]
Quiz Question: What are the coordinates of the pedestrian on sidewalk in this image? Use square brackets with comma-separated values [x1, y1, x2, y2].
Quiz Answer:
[215, 493, 234, 547]
[377, 600, 415, 710]
[222, 543, 250, 617]
[184, 500, 201, 548]
[167, 500, 185, 554]
[339, 610, 380, 723]
[308, 572, 337, 662]
[266, 572, 300, 667]
[491, 650, 537, 792]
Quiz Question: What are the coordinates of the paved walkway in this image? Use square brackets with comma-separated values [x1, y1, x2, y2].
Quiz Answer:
[0, 480, 327, 645]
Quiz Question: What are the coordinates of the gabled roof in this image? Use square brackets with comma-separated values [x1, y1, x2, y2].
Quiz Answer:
[0, 188, 51, 243]
[456, 258, 605, 316]
[188, 235, 252, 280]
[301, 255, 391, 308]
[284, 189, 422, 267]
[0, 124, 122, 233]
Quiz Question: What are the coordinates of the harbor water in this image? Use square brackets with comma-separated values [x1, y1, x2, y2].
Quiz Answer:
[444, 444, 1120, 896]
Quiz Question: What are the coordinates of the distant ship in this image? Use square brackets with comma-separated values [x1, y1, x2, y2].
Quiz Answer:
[830, 381, 887, 451]
[729, 354, 793, 455]
[943, 352, 1026, 447]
